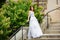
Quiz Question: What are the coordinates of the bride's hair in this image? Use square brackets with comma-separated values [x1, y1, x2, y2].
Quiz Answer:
[30, 6, 34, 11]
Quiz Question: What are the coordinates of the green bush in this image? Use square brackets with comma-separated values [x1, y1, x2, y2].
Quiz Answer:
[0, 0, 44, 40]
[0, 8, 11, 40]
[33, 4, 44, 23]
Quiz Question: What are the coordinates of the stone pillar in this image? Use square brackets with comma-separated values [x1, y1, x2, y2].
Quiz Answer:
[47, 0, 57, 11]
[58, 0, 60, 7]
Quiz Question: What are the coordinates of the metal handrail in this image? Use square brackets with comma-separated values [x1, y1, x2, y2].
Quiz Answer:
[47, 7, 60, 14]
[43, 7, 60, 18]
[8, 26, 24, 40]
[43, 7, 60, 28]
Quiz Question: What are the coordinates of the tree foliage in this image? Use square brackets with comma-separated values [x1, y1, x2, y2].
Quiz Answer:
[0, 0, 44, 40]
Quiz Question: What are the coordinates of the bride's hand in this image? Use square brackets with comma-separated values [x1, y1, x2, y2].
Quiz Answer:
[27, 20, 29, 22]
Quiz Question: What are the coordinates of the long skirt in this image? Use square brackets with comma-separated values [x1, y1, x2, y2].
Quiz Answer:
[28, 16, 43, 39]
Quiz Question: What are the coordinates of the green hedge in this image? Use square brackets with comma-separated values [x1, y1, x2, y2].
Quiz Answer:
[0, 0, 44, 40]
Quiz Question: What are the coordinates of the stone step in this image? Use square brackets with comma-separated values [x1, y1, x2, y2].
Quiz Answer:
[50, 23, 60, 27]
[31, 38, 60, 40]
[41, 34, 60, 38]
[50, 25, 60, 27]
[50, 22, 60, 24]
[49, 27, 60, 30]
[45, 30, 60, 34]
[49, 25, 60, 27]
[26, 34, 60, 40]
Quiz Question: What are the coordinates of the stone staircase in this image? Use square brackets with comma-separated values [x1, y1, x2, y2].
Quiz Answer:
[45, 22, 60, 34]
[23, 22, 60, 40]
[32, 23, 60, 40]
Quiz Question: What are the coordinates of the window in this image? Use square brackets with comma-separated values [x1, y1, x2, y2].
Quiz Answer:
[33, 0, 47, 10]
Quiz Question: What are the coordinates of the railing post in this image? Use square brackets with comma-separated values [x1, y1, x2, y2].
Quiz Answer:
[22, 26, 23, 40]
[47, 13, 49, 28]
[14, 35, 16, 40]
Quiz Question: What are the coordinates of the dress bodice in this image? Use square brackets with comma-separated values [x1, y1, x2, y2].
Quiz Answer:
[29, 11, 34, 17]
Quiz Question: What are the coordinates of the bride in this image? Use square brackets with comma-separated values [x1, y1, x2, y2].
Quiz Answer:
[28, 6, 43, 39]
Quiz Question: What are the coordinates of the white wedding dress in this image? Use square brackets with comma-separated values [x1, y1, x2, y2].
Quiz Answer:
[28, 11, 43, 39]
